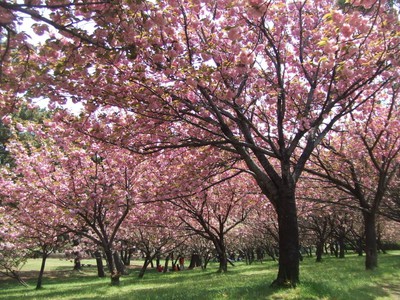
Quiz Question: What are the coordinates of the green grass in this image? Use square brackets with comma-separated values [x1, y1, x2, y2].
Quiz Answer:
[1, 252, 400, 299]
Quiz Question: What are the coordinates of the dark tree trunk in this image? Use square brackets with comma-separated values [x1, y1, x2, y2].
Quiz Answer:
[213, 238, 228, 273]
[363, 212, 378, 270]
[104, 248, 119, 286]
[188, 253, 202, 269]
[36, 252, 48, 290]
[73, 256, 82, 270]
[256, 247, 264, 262]
[138, 257, 151, 278]
[218, 251, 228, 273]
[203, 252, 211, 269]
[120, 248, 132, 266]
[338, 237, 346, 258]
[266, 247, 277, 261]
[315, 241, 324, 263]
[156, 256, 161, 270]
[245, 249, 254, 265]
[94, 251, 105, 278]
[271, 188, 300, 288]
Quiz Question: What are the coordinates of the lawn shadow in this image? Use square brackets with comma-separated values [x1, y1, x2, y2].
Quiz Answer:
[1, 254, 400, 300]
[301, 278, 393, 300]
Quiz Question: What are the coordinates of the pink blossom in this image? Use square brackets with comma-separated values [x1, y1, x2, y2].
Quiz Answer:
[227, 27, 241, 40]
[1, 115, 11, 125]
[15, 123, 24, 132]
[153, 53, 164, 64]
[0, 8, 14, 25]
[187, 91, 197, 103]
[341, 24, 353, 38]
[331, 10, 344, 25]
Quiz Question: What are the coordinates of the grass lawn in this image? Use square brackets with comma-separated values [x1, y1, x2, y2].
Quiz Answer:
[1, 252, 400, 299]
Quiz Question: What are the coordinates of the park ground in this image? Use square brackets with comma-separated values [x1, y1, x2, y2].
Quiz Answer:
[1, 252, 400, 300]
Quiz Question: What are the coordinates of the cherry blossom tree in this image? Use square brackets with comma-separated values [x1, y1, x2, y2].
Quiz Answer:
[4, 116, 153, 286]
[0, 1, 114, 94]
[229, 201, 279, 264]
[129, 222, 182, 278]
[0, 182, 69, 289]
[184, 235, 215, 270]
[2, 0, 399, 287]
[0, 114, 71, 289]
[129, 145, 265, 273]
[173, 172, 263, 273]
[305, 84, 400, 269]
[299, 204, 335, 262]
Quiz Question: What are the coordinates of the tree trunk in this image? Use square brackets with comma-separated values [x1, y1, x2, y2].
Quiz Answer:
[120, 248, 132, 266]
[271, 188, 300, 288]
[315, 241, 324, 263]
[36, 252, 48, 290]
[256, 247, 264, 262]
[163, 253, 171, 273]
[203, 253, 211, 269]
[73, 256, 82, 270]
[94, 251, 105, 278]
[213, 237, 228, 273]
[266, 247, 277, 260]
[363, 211, 378, 270]
[330, 242, 338, 257]
[245, 249, 254, 265]
[188, 253, 202, 269]
[156, 256, 161, 269]
[338, 237, 345, 258]
[218, 251, 228, 273]
[114, 251, 128, 275]
[138, 257, 151, 278]
[104, 248, 119, 286]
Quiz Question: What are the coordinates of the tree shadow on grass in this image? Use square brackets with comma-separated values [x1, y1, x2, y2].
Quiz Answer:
[0, 268, 279, 300]
[301, 279, 393, 300]
[2, 255, 399, 300]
